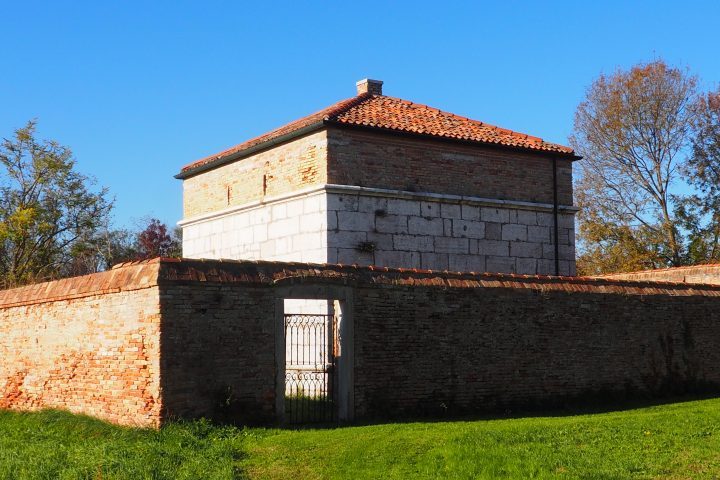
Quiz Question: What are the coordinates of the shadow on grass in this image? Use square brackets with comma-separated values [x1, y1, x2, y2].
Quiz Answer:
[266, 391, 720, 431]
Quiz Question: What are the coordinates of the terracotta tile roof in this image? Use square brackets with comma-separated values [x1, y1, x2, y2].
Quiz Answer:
[179, 93, 576, 176]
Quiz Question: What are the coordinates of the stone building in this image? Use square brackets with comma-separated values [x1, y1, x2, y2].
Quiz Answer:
[176, 79, 580, 276]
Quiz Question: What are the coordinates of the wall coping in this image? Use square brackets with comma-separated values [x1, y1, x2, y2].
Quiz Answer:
[596, 263, 720, 277]
[0, 261, 162, 308]
[178, 184, 579, 227]
[2, 257, 719, 309]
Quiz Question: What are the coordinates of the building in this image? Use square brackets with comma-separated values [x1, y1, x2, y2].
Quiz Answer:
[176, 79, 580, 276]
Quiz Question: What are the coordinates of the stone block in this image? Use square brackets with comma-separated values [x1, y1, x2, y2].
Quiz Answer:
[299, 212, 327, 233]
[387, 198, 421, 216]
[461, 205, 481, 221]
[443, 219, 453, 236]
[374, 250, 420, 269]
[517, 210, 537, 225]
[421, 252, 449, 270]
[477, 239, 509, 257]
[275, 237, 291, 255]
[268, 217, 300, 239]
[537, 259, 556, 275]
[285, 199, 304, 218]
[328, 230, 367, 248]
[375, 215, 408, 234]
[358, 196, 388, 213]
[408, 216, 444, 236]
[337, 211, 375, 232]
[510, 241, 542, 258]
[393, 235, 434, 252]
[420, 201, 441, 217]
[481, 207, 509, 223]
[542, 243, 555, 259]
[452, 220, 486, 239]
[559, 244, 576, 261]
[448, 254, 486, 273]
[252, 224, 268, 243]
[367, 232, 394, 250]
[485, 222, 502, 240]
[502, 224, 527, 242]
[528, 225, 550, 243]
[302, 195, 323, 214]
[337, 248, 372, 265]
[271, 203, 287, 221]
[327, 194, 359, 212]
[558, 214, 575, 229]
[486, 256, 516, 274]
[516, 258, 537, 275]
[434, 237, 469, 254]
[559, 260, 574, 276]
[537, 212, 554, 227]
[260, 240, 275, 257]
[328, 211, 338, 231]
[293, 232, 325, 251]
[441, 203, 461, 219]
[248, 208, 270, 226]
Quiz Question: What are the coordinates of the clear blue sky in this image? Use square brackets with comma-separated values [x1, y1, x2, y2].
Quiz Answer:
[2, 1, 719, 229]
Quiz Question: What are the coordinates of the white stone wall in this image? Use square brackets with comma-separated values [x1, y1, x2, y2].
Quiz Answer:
[181, 191, 329, 263]
[326, 191, 576, 276]
[180, 186, 577, 277]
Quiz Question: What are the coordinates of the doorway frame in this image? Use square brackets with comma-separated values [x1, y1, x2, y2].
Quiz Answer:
[274, 285, 354, 423]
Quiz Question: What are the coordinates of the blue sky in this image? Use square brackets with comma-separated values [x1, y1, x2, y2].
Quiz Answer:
[1, 1, 719, 229]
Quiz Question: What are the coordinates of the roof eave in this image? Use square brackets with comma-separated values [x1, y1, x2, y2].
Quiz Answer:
[324, 121, 581, 161]
[174, 121, 328, 180]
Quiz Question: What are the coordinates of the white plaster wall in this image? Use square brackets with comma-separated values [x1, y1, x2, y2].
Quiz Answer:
[326, 192, 576, 276]
[181, 191, 329, 263]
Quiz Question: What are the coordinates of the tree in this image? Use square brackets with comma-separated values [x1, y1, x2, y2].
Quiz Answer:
[66, 219, 182, 275]
[136, 218, 181, 259]
[679, 87, 720, 263]
[571, 60, 698, 274]
[0, 121, 112, 288]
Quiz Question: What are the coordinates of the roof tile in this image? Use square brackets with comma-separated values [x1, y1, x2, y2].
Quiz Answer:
[181, 92, 576, 175]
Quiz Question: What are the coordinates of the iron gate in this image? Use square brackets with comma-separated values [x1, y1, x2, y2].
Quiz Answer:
[284, 313, 337, 424]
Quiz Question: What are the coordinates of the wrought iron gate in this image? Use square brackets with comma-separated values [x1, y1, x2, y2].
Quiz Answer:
[284, 313, 337, 424]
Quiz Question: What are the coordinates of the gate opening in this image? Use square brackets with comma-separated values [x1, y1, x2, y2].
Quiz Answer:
[283, 300, 337, 424]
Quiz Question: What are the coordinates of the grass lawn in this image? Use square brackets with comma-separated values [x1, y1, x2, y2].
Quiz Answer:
[1, 398, 720, 479]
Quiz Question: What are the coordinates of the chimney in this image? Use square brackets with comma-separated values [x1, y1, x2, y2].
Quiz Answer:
[356, 78, 383, 96]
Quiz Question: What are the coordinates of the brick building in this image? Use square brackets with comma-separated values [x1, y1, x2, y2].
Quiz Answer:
[176, 79, 580, 276]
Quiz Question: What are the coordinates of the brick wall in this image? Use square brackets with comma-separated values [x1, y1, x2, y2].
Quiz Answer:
[182, 130, 328, 219]
[159, 282, 277, 424]
[0, 263, 163, 427]
[598, 264, 720, 285]
[157, 260, 720, 421]
[352, 282, 720, 417]
[4, 259, 719, 427]
[327, 128, 574, 206]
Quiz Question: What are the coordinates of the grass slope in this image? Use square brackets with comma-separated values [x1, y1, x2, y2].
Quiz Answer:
[2, 398, 720, 479]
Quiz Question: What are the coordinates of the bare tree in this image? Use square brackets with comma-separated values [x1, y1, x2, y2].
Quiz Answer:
[571, 60, 698, 272]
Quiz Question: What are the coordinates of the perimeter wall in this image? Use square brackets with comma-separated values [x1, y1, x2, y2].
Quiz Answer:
[2, 258, 720, 426]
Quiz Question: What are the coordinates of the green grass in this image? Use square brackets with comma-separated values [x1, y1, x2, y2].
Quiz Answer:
[3, 398, 720, 479]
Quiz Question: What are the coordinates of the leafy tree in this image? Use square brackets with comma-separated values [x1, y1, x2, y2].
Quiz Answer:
[136, 218, 181, 259]
[66, 219, 182, 276]
[678, 88, 720, 263]
[0, 121, 112, 287]
[571, 60, 698, 274]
